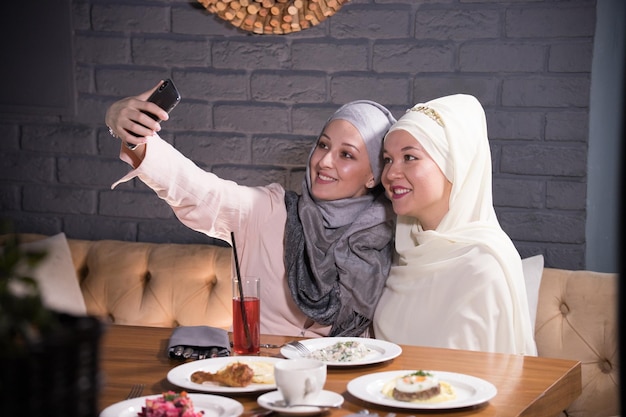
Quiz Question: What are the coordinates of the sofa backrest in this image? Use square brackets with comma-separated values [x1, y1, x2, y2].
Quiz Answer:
[7, 233, 234, 330]
[535, 267, 619, 417]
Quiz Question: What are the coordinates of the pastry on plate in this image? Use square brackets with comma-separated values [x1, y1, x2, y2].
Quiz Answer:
[382, 371, 456, 403]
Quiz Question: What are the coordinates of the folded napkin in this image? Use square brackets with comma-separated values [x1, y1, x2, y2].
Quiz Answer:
[168, 326, 230, 360]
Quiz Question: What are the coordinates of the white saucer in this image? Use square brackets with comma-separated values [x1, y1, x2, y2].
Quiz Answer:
[257, 390, 344, 416]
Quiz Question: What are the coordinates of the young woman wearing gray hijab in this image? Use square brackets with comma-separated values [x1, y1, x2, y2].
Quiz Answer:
[106, 84, 396, 337]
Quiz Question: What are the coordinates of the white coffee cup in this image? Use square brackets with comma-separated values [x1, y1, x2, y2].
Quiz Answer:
[274, 359, 327, 406]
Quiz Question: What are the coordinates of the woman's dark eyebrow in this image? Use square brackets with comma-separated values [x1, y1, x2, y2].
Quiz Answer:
[320, 132, 362, 153]
[319, 133, 331, 140]
[342, 142, 361, 153]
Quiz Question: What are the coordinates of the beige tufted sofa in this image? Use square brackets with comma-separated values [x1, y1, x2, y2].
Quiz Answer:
[6, 233, 234, 330]
[69, 238, 233, 329]
[4, 234, 620, 416]
[535, 268, 619, 417]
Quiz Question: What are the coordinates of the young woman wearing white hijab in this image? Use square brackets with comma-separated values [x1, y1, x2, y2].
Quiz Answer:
[106, 84, 396, 337]
[373, 94, 537, 355]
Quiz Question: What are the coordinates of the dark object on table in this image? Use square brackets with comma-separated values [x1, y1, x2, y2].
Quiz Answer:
[168, 325, 230, 360]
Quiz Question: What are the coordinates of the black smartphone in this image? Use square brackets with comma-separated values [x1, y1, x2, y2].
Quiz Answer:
[127, 79, 181, 138]
[143, 78, 181, 121]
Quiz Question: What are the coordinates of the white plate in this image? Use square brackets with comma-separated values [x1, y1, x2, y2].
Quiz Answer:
[280, 337, 402, 366]
[347, 370, 497, 410]
[99, 393, 244, 417]
[167, 356, 285, 393]
[257, 390, 344, 416]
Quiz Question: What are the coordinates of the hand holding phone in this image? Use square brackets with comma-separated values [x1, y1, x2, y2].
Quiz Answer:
[143, 78, 181, 121]
[125, 79, 181, 148]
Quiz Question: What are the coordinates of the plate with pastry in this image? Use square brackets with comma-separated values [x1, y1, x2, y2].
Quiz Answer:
[280, 337, 402, 366]
[167, 356, 284, 393]
[347, 370, 497, 410]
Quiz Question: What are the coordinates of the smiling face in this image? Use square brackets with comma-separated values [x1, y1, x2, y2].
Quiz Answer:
[308, 119, 376, 201]
[382, 129, 452, 230]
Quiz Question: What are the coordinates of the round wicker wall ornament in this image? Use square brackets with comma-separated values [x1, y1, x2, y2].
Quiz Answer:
[197, 0, 349, 35]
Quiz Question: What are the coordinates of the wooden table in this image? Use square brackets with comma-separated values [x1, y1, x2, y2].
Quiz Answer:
[98, 325, 581, 417]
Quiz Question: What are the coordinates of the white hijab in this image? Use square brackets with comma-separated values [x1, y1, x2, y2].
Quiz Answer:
[374, 94, 536, 355]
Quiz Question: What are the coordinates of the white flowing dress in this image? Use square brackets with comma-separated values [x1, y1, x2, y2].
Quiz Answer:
[373, 94, 537, 355]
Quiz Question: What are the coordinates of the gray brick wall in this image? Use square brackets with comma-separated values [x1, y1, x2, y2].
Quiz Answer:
[0, 0, 598, 269]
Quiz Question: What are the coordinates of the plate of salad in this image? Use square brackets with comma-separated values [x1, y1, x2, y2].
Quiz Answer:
[280, 337, 402, 366]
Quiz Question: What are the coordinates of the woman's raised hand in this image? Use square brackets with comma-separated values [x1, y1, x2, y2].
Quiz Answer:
[105, 81, 170, 147]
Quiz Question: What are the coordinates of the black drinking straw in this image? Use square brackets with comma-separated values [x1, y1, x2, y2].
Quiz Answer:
[231, 232, 252, 350]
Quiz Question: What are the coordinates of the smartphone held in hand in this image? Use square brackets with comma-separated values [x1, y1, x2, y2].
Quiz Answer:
[144, 78, 181, 122]
[126, 78, 181, 143]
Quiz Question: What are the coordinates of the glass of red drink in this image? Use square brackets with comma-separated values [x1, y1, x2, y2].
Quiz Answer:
[232, 277, 260, 355]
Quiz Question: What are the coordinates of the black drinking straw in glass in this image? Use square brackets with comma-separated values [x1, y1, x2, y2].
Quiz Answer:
[231, 232, 252, 350]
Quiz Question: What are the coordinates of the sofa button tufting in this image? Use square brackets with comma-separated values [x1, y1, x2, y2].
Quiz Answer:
[79, 264, 89, 280]
[559, 302, 570, 315]
[599, 359, 613, 373]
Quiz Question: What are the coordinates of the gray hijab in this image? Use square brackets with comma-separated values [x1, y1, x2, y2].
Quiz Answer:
[307, 100, 396, 188]
[284, 100, 396, 336]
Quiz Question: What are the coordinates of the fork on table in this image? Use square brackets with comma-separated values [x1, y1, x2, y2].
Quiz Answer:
[126, 383, 145, 399]
[286, 340, 311, 356]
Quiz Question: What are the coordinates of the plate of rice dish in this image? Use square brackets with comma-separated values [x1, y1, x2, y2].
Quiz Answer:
[280, 337, 402, 366]
[347, 370, 497, 409]
[99, 391, 244, 417]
